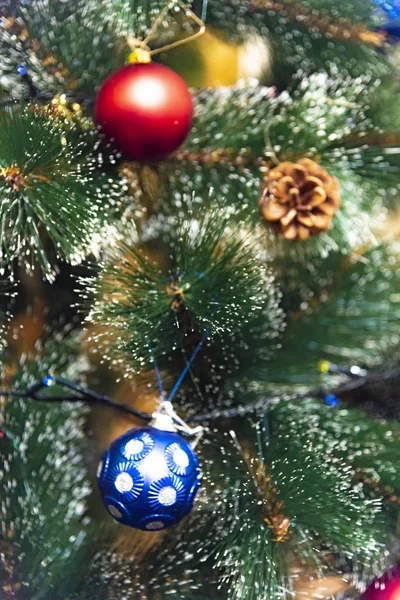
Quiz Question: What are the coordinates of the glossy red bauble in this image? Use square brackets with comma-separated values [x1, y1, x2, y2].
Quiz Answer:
[95, 62, 193, 161]
[361, 568, 400, 600]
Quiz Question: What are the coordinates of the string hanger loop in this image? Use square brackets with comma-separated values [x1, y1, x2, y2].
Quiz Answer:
[127, 0, 206, 60]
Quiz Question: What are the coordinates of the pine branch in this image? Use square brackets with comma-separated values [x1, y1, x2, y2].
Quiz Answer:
[265, 405, 387, 566]
[249, 0, 385, 46]
[336, 356, 400, 420]
[187, 84, 277, 157]
[0, 326, 99, 599]
[0, 1, 126, 96]
[211, 412, 388, 599]
[82, 211, 284, 384]
[263, 74, 400, 201]
[74, 402, 392, 599]
[0, 0, 180, 96]
[215, 511, 279, 600]
[263, 242, 400, 386]
[77, 428, 294, 600]
[0, 282, 12, 360]
[139, 75, 400, 262]
[0, 9, 122, 97]
[0, 105, 126, 279]
[193, 0, 393, 82]
[269, 398, 400, 513]
[107, 0, 193, 41]
[212, 456, 288, 600]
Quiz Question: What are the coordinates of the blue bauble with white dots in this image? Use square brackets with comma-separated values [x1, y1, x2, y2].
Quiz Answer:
[97, 426, 201, 531]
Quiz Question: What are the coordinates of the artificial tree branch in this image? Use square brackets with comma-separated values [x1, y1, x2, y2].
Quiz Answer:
[249, 0, 386, 46]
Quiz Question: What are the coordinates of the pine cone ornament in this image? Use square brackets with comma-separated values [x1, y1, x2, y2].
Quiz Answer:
[260, 158, 341, 241]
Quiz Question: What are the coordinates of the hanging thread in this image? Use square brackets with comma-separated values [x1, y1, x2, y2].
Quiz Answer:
[127, 0, 206, 56]
[148, 330, 209, 403]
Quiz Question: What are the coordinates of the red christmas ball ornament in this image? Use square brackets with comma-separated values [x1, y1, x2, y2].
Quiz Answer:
[361, 567, 400, 600]
[95, 62, 193, 161]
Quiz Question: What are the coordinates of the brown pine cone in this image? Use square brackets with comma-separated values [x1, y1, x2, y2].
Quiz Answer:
[259, 158, 341, 241]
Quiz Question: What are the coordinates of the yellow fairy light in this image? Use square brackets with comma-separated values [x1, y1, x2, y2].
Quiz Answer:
[318, 360, 331, 374]
[43, 54, 57, 67]
[4, 17, 16, 29]
[46, 94, 86, 126]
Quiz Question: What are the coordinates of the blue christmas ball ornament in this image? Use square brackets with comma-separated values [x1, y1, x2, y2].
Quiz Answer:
[374, 0, 400, 38]
[97, 426, 201, 531]
[374, 0, 400, 19]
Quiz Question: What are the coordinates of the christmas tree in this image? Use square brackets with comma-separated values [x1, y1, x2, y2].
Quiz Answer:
[1, 0, 400, 598]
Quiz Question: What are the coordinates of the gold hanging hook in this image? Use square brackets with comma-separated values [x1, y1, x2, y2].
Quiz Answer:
[128, 0, 206, 57]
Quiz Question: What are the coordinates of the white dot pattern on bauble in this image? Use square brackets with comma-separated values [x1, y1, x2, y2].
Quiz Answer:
[97, 460, 103, 478]
[158, 486, 177, 506]
[124, 438, 144, 456]
[115, 472, 134, 493]
[145, 520, 165, 530]
[108, 505, 123, 519]
[173, 448, 189, 468]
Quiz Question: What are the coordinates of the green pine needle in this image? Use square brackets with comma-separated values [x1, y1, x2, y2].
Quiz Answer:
[273, 399, 400, 495]
[216, 514, 278, 600]
[105, 0, 181, 37]
[265, 242, 400, 385]
[69, 405, 393, 599]
[0, 0, 171, 96]
[268, 75, 400, 193]
[0, 0, 126, 96]
[193, 0, 392, 82]
[266, 408, 386, 565]
[159, 74, 400, 261]
[75, 429, 281, 600]
[83, 211, 284, 377]
[0, 327, 97, 598]
[0, 106, 125, 279]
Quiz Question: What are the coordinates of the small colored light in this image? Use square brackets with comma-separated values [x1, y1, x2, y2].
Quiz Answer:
[17, 63, 27, 76]
[325, 394, 339, 407]
[318, 360, 331, 374]
[350, 365, 368, 377]
[43, 375, 55, 387]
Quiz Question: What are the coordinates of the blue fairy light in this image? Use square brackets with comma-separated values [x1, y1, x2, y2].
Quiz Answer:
[43, 375, 55, 387]
[17, 63, 28, 76]
[324, 394, 339, 407]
